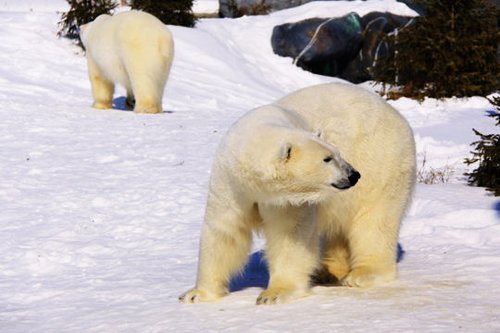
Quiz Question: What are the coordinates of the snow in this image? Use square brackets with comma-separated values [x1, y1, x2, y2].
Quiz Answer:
[0, 1, 499, 332]
[193, 0, 219, 15]
[0, 0, 68, 12]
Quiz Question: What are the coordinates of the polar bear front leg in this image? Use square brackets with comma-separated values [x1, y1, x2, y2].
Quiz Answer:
[257, 204, 319, 305]
[179, 208, 252, 303]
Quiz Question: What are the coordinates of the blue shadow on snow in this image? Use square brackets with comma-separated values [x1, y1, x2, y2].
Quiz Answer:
[112, 96, 132, 111]
[229, 244, 405, 292]
[112, 96, 174, 113]
[229, 250, 269, 292]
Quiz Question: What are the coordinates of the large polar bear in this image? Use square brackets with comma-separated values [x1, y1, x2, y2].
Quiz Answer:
[180, 83, 416, 305]
[80, 10, 174, 114]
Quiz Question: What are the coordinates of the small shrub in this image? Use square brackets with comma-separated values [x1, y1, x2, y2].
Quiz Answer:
[417, 153, 455, 184]
[464, 96, 500, 196]
[58, 0, 117, 43]
[131, 0, 197, 27]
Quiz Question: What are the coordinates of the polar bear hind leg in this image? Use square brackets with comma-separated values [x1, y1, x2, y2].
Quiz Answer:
[316, 234, 350, 284]
[342, 198, 404, 287]
[128, 69, 163, 114]
[88, 57, 114, 110]
[126, 38, 171, 114]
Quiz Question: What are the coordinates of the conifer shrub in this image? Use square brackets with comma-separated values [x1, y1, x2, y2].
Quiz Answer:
[464, 96, 500, 196]
[131, 0, 196, 27]
[58, 0, 117, 42]
[373, 0, 499, 99]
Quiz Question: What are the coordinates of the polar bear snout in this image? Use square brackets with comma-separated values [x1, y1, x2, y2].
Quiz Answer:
[348, 169, 361, 186]
[323, 148, 360, 190]
[332, 167, 360, 190]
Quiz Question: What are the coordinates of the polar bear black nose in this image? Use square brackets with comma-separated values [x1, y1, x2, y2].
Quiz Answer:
[331, 168, 360, 190]
[348, 170, 361, 186]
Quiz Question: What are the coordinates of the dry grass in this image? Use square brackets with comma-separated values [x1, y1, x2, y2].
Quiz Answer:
[417, 153, 455, 184]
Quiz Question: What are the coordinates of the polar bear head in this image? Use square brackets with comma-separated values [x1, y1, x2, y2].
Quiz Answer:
[281, 136, 359, 187]
[275, 134, 359, 203]
[240, 129, 360, 205]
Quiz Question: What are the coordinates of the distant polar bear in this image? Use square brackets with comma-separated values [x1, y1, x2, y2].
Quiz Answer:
[180, 83, 416, 305]
[80, 10, 174, 114]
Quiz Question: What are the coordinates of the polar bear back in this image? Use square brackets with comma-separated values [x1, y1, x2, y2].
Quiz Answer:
[275, 83, 406, 137]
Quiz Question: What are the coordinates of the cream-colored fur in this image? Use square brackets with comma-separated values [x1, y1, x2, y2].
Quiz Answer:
[180, 83, 416, 305]
[80, 10, 174, 114]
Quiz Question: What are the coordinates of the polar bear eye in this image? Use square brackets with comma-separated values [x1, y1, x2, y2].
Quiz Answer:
[280, 143, 293, 161]
[323, 156, 333, 163]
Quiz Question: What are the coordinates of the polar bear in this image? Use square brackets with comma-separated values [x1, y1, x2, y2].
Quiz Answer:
[180, 83, 416, 305]
[80, 10, 174, 114]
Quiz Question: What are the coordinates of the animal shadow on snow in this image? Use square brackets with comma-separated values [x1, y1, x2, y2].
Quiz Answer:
[229, 244, 405, 292]
[229, 250, 269, 292]
[112, 96, 173, 113]
[494, 201, 500, 218]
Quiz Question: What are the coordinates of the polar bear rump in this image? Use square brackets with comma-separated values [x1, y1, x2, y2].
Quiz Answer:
[80, 10, 174, 114]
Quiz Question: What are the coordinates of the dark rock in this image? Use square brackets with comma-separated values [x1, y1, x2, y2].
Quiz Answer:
[340, 12, 414, 83]
[271, 13, 364, 77]
[271, 11, 414, 83]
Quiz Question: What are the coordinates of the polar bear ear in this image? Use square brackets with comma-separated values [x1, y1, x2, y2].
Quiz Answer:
[279, 142, 293, 162]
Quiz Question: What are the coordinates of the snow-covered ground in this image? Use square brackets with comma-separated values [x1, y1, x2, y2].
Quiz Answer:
[0, 1, 498, 332]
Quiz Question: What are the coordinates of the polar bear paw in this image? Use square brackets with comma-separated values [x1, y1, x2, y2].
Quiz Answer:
[256, 288, 306, 305]
[92, 101, 112, 110]
[178, 288, 226, 304]
[342, 266, 395, 288]
[134, 102, 162, 114]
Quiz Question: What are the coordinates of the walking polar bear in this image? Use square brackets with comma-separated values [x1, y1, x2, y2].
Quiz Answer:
[80, 10, 174, 114]
[180, 83, 416, 305]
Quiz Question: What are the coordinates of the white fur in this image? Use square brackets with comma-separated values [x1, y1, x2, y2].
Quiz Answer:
[80, 10, 174, 114]
[180, 83, 416, 305]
